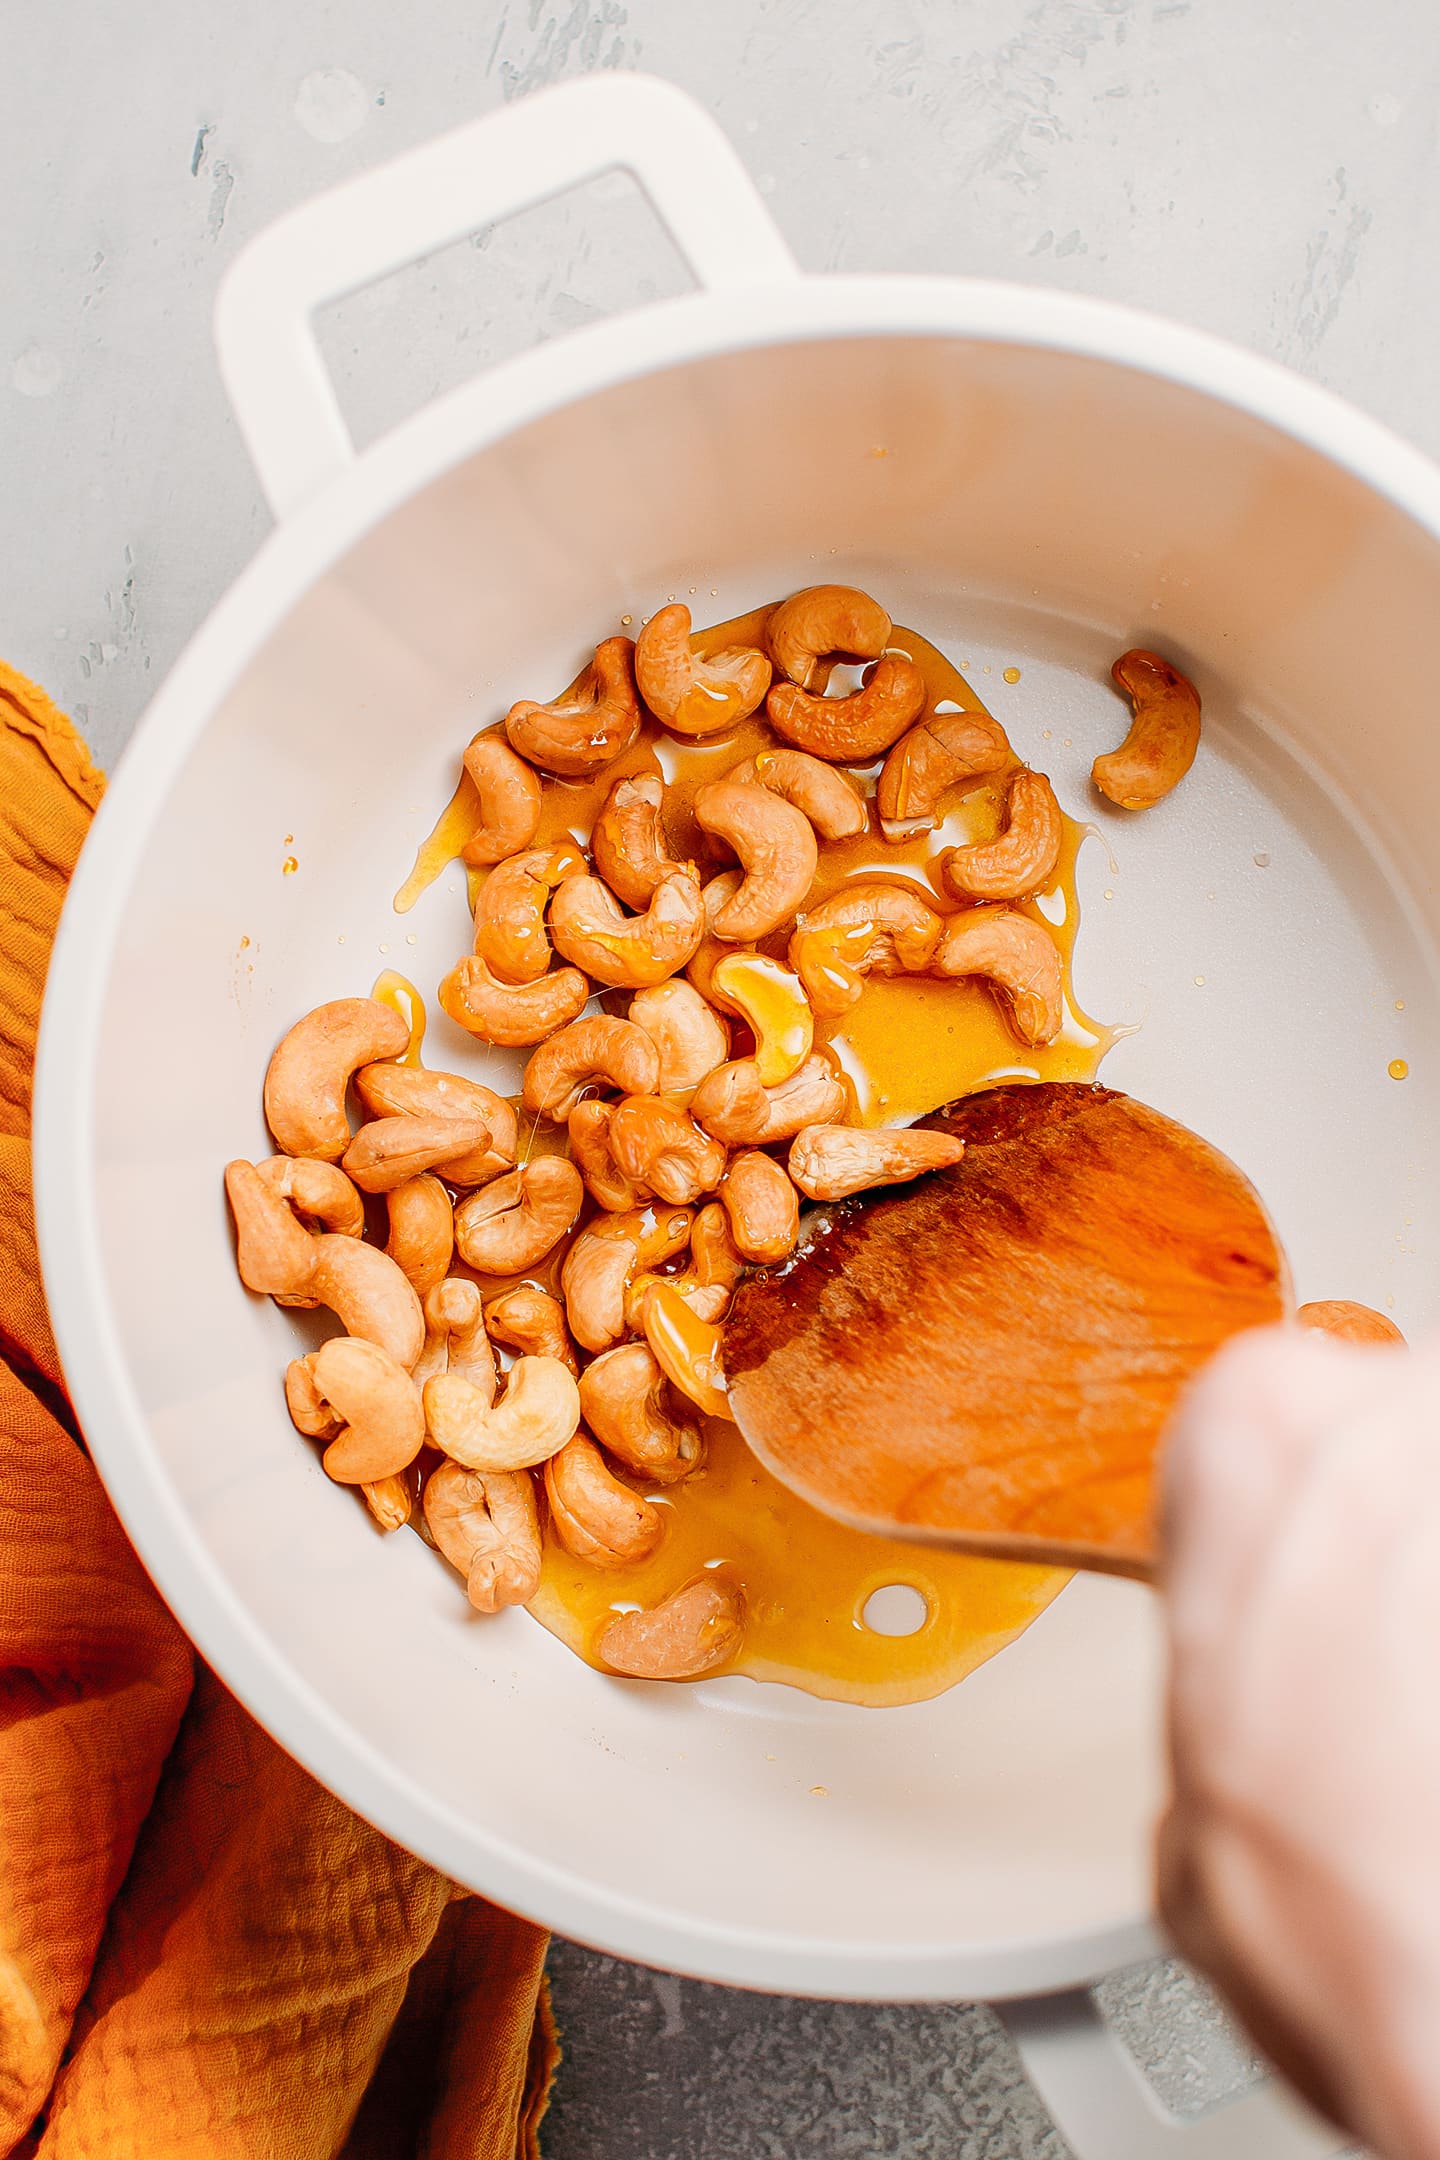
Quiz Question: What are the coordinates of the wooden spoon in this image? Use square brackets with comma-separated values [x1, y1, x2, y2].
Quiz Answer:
[724, 1082, 1288, 1582]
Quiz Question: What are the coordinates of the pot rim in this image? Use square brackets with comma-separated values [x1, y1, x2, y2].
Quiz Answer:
[34, 274, 1440, 1996]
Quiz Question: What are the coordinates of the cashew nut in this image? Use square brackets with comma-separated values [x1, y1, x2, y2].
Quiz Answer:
[767, 584, 892, 690]
[226, 1160, 424, 1367]
[788, 882, 944, 1019]
[709, 953, 814, 1086]
[634, 602, 772, 735]
[569, 1099, 651, 1213]
[725, 746, 868, 840]
[472, 843, 585, 986]
[1297, 1300, 1406, 1346]
[544, 1432, 663, 1568]
[718, 1148, 799, 1265]
[1092, 648, 1202, 810]
[596, 1575, 744, 1680]
[942, 769, 1063, 901]
[484, 1283, 579, 1375]
[438, 951, 591, 1048]
[689, 1053, 850, 1148]
[289, 1336, 425, 1484]
[361, 1471, 415, 1533]
[423, 1355, 580, 1472]
[460, 733, 544, 866]
[505, 635, 643, 777]
[342, 1110, 496, 1195]
[385, 1174, 454, 1300]
[591, 771, 682, 910]
[692, 780, 817, 941]
[932, 908, 1064, 1046]
[625, 1202, 743, 1331]
[788, 1123, 967, 1201]
[876, 708, 1011, 835]
[632, 1278, 731, 1420]
[263, 998, 410, 1161]
[414, 1276, 496, 1396]
[609, 1095, 727, 1206]
[423, 1458, 543, 1612]
[684, 870, 747, 1011]
[521, 1015, 661, 1122]
[560, 1203, 693, 1352]
[767, 655, 926, 763]
[253, 1155, 365, 1239]
[627, 979, 730, 1099]
[453, 1157, 584, 1275]
[548, 870, 705, 989]
[578, 1342, 703, 1483]
[354, 1064, 517, 1185]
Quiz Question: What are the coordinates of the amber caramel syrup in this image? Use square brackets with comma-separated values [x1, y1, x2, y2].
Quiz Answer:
[390, 603, 1121, 1706]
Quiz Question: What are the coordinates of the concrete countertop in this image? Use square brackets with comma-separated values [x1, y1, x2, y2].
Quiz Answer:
[5, 0, 1422, 2148]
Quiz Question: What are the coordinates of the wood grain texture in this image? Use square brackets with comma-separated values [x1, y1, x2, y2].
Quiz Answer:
[726, 1083, 1288, 1578]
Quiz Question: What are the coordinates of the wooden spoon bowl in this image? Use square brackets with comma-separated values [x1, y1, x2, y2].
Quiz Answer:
[725, 1082, 1288, 1580]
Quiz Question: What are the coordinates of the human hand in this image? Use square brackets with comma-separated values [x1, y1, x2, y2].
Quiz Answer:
[1160, 1324, 1440, 2160]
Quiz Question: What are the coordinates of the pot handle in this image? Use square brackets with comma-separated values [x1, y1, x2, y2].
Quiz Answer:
[998, 1990, 1353, 2159]
[213, 73, 798, 521]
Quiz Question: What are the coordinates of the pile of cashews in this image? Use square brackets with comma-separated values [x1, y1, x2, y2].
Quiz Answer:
[226, 586, 1200, 1684]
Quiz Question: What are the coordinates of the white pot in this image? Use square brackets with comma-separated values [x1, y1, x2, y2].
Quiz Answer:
[38, 74, 1430, 2157]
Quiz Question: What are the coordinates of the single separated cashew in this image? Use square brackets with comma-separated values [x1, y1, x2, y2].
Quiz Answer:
[876, 708, 1011, 834]
[1297, 1300, 1406, 1346]
[287, 1337, 425, 1484]
[725, 746, 868, 840]
[597, 1575, 744, 1680]
[505, 635, 643, 777]
[548, 870, 705, 989]
[767, 656, 926, 763]
[423, 1355, 580, 1472]
[942, 769, 1063, 901]
[226, 1160, 423, 1367]
[485, 1284, 579, 1374]
[561, 1203, 693, 1352]
[609, 1096, 727, 1206]
[788, 1124, 967, 1201]
[634, 602, 772, 735]
[569, 1099, 651, 1213]
[385, 1174, 454, 1300]
[719, 1149, 799, 1264]
[1092, 648, 1202, 810]
[690, 1053, 850, 1148]
[591, 772, 683, 910]
[709, 953, 813, 1086]
[472, 843, 584, 985]
[788, 881, 944, 1018]
[933, 908, 1064, 1046]
[460, 733, 544, 866]
[453, 1157, 584, 1274]
[355, 1064, 517, 1184]
[625, 1202, 744, 1330]
[263, 998, 410, 1161]
[544, 1432, 663, 1568]
[342, 1111, 495, 1195]
[253, 1155, 365, 1238]
[578, 1342, 703, 1484]
[414, 1276, 497, 1395]
[692, 780, 817, 941]
[767, 584, 892, 690]
[423, 1459, 543, 1612]
[439, 952, 590, 1048]
[627, 980, 730, 1098]
[521, 1015, 661, 1122]
[361, 1471, 415, 1534]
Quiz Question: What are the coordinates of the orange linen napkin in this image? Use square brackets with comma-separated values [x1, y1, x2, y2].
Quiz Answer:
[0, 662, 558, 2159]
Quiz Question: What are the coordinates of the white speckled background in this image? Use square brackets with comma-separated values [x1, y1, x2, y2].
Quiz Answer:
[3, 0, 1418, 2147]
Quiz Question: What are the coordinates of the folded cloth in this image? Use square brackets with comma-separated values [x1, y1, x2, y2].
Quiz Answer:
[0, 662, 557, 2158]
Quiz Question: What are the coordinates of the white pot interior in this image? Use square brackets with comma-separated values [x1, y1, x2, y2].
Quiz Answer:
[68, 330, 1440, 1995]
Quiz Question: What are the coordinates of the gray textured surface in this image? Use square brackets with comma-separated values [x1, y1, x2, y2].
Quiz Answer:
[4, 0, 1423, 2148]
